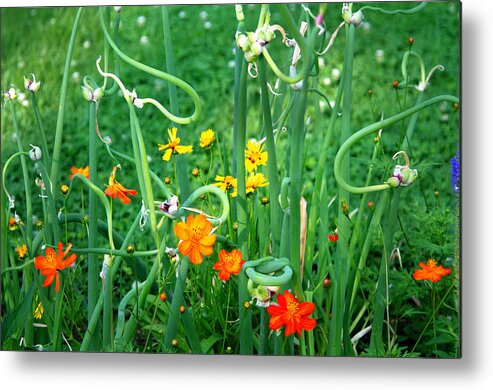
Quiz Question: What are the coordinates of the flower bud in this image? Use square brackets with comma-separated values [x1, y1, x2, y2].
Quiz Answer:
[232, 222, 238, 232]
[250, 41, 263, 56]
[261, 196, 269, 205]
[114, 6, 122, 12]
[247, 31, 256, 43]
[179, 305, 186, 314]
[367, 201, 375, 209]
[323, 278, 331, 288]
[392, 80, 399, 89]
[29, 144, 42, 161]
[60, 184, 69, 195]
[192, 167, 200, 177]
[164, 176, 172, 185]
[244, 301, 251, 309]
[349, 10, 364, 26]
[24, 74, 41, 92]
[35, 219, 44, 230]
[387, 176, 401, 188]
[226, 346, 232, 353]
[341, 200, 350, 215]
[126, 244, 135, 254]
[159, 195, 179, 215]
[3, 87, 17, 101]
[93, 87, 104, 101]
[244, 50, 258, 63]
[408, 37, 414, 45]
[171, 339, 179, 348]
[159, 292, 167, 302]
[236, 33, 250, 51]
[81, 86, 93, 102]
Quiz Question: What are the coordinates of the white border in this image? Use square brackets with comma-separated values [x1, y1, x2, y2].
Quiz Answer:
[2, 0, 493, 389]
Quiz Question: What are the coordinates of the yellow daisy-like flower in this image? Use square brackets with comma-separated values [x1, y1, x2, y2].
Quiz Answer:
[200, 129, 215, 148]
[213, 175, 237, 197]
[246, 172, 269, 194]
[245, 139, 268, 172]
[158, 127, 193, 161]
[16, 244, 28, 260]
[34, 301, 44, 320]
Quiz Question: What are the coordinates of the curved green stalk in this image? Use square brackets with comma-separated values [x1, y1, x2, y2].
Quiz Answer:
[333, 95, 459, 194]
[99, 7, 202, 124]
[50, 7, 83, 187]
[10, 103, 33, 254]
[359, 2, 427, 14]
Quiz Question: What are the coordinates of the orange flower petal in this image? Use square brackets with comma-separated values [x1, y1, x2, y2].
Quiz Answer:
[174, 221, 190, 241]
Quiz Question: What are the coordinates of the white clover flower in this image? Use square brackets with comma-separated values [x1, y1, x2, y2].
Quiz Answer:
[139, 35, 149, 45]
[178, 10, 186, 19]
[22, 100, 29, 108]
[204, 21, 212, 30]
[375, 49, 385, 63]
[114, 6, 122, 13]
[137, 15, 146, 27]
[83, 40, 91, 49]
[331, 68, 341, 81]
[227, 60, 236, 69]
[72, 71, 81, 82]
[322, 77, 331, 86]
[199, 10, 208, 20]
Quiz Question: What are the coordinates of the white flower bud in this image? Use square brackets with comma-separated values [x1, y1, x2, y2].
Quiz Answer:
[349, 11, 364, 26]
[29, 145, 42, 161]
[81, 86, 93, 102]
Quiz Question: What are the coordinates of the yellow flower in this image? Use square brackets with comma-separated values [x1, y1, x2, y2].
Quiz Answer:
[158, 127, 193, 161]
[245, 139, 268, 172]
[200, 129, 215, 148]
[16, 244, 28, 260]
[246, 172, 269, 194]
[213, 175, 237, 197]
[34, 302, 44, 320]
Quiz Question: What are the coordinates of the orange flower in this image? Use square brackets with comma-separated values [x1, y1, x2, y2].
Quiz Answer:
[213, 249, 245, 281]
[267, 290, 316, 337]
[70, 166, 90, 180]
[412, 258, 451, 282]
[34, 242, 77, 292]
[173, 214, 216, 265]
[104, 166, 138, 204]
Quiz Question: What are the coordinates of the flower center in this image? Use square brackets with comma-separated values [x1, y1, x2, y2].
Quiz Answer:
[191, 225, 204, 240]
[287, 301, 299, 316]
[427, 258, 437, 268]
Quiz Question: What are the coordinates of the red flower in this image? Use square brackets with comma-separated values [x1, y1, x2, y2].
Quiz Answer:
[328, 233, 338, 242]
[213, 249, 244, 281]
[267, 290, 316, 337]
[412, 258, 451, 282]
[34, 242, 77, 292]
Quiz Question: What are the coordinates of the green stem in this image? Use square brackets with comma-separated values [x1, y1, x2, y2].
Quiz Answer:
[30, 92, 51, 168]
[162, 6, 192, 198]
[329, 24, 355, 356]
[87, 101, 100, 350]
[333, 95, 459, 194]
[258, 57, 281, 257]
[50, 7, 83, 187]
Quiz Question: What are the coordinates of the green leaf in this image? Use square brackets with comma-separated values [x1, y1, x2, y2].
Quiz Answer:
[1, 284, 34, 343]
[200, 334, 223, 354]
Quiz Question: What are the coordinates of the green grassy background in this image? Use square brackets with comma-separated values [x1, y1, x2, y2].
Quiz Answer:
[1, 2, 460, 355]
